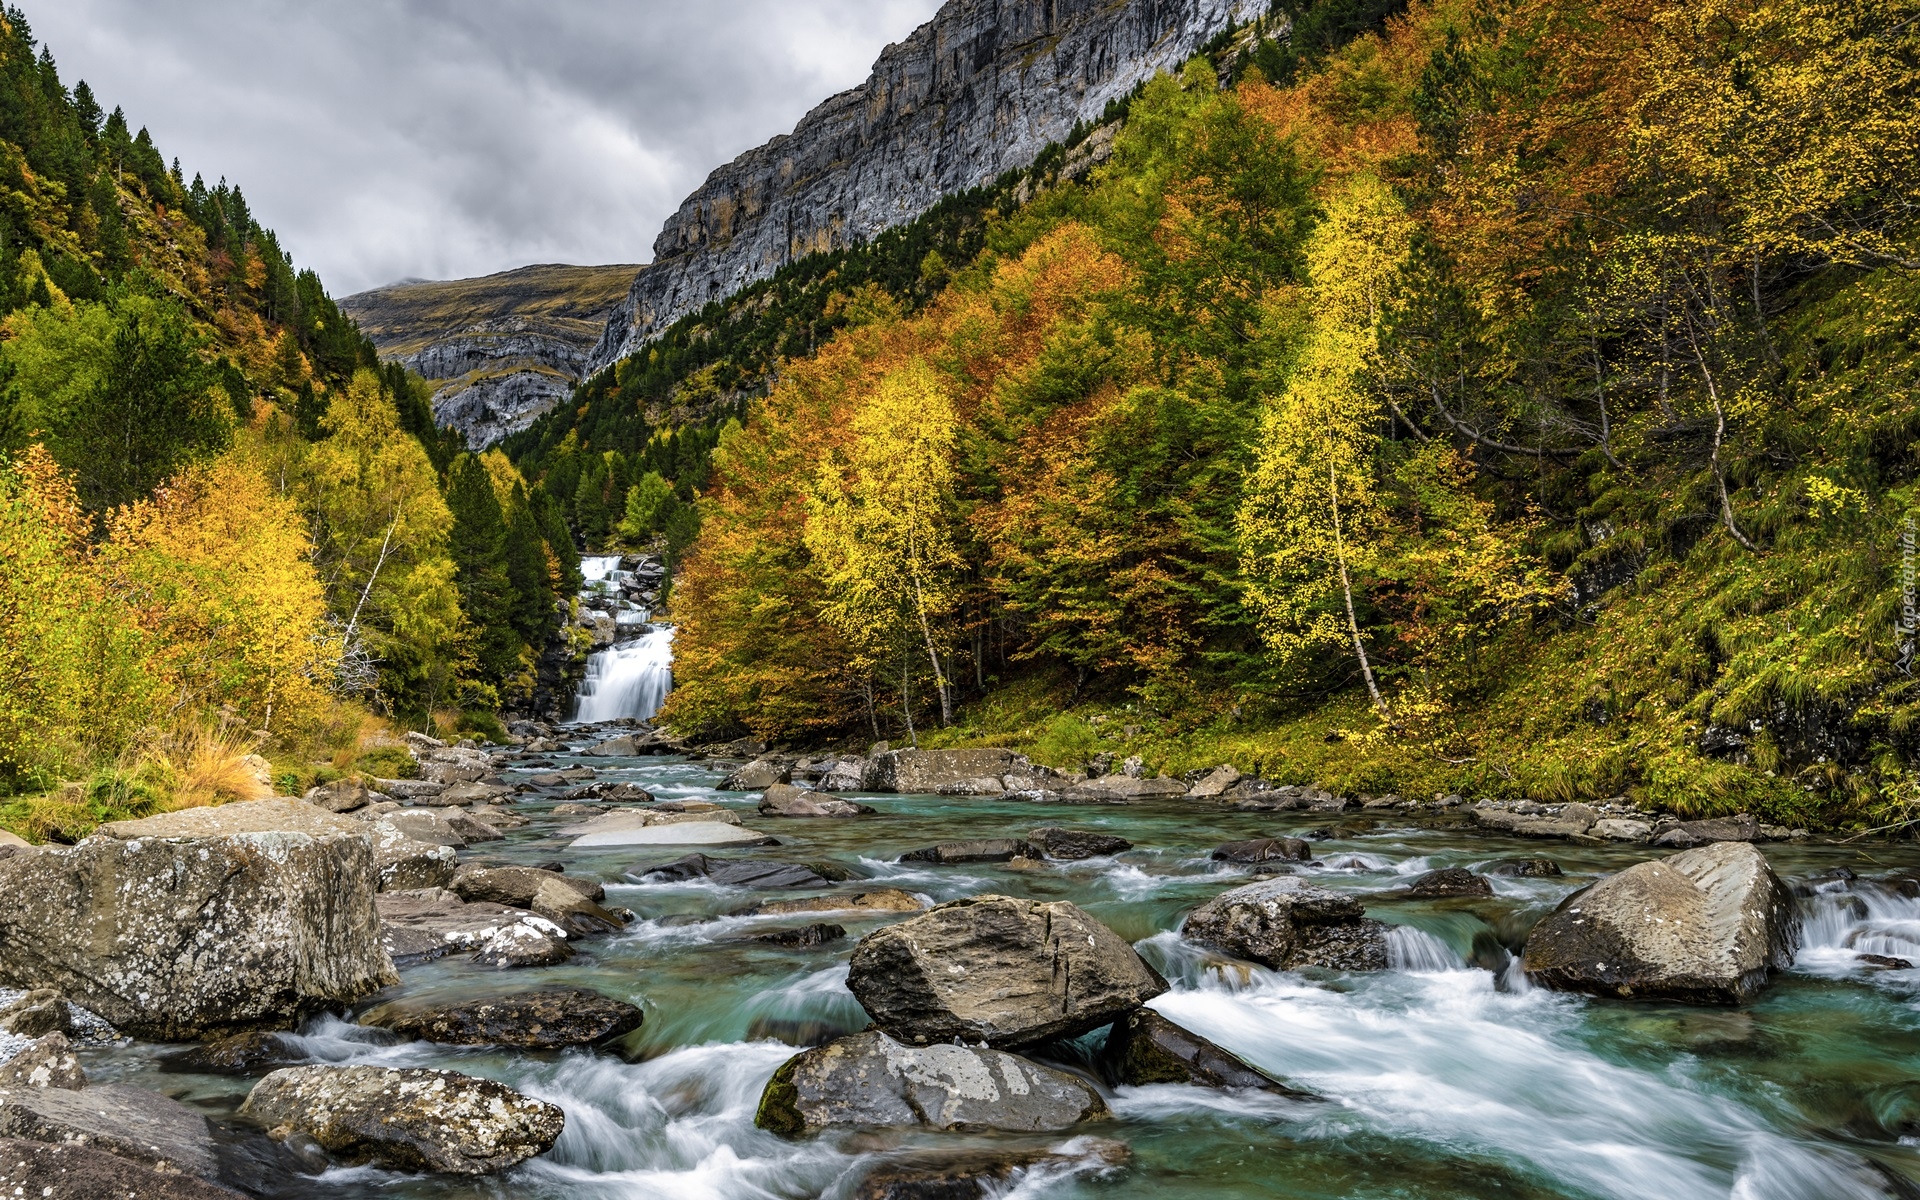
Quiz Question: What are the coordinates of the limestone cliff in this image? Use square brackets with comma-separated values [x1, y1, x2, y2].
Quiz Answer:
[589, 0, 1264, 372]
[343, 264, 639, 448]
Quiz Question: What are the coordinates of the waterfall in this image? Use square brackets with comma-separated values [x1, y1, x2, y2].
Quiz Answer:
[571, 626, 675, 723]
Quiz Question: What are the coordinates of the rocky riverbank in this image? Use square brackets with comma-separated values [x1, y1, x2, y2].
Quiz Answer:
[0, 731, 1915, 1196]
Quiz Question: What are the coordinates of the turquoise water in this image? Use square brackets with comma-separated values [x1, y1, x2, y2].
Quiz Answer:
[84, 751, 1920, 1199]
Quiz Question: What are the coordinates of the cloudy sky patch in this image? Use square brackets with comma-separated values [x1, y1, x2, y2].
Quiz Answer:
[27, 0, 943, 294]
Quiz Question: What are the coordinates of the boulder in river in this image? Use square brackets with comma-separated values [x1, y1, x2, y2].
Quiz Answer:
[759, 783, 875, 817]
[751, 923, 846, 948]
[1486, 857, 1562, 877]
[755, 1030, 1108, 1137]
[361, 988, 642, 1048]
[1404, 867, 1494, 898]
[160, 1031, 304, 1076]
[847, 895, 1166, 1048]
[851, 1142, 1131, 1200]
[0, 989, 71, 1038]
[528, 877, 628, 937]
[1028, 827, 1133, 860]
[1211, 837, 1313, 864]
[1063, 776, 1190, 801]
[897, 839, 1041, 864]
[721, 758, 793, 790]
[1523, 840, 1798, 1004]
[567, 810, 776, 849]
[1181, 877, 1390, 971]
[0, 1082, 220, 1178]
[375, 888, 572, 968]
[0, 801, 396, 1039]
[451, 865, 604, 907]
[628, 854, 838, 888]
[239, 1065, 564, 1175]
[0, 1033, 85, 1089]
[1098, 1007, 1305, 1095]
[748, 889, 928, 917]
[369, 822, 458, 892]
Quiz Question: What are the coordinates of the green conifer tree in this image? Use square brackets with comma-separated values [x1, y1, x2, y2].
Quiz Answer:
[445, 453, 524, 686]
[503, 481, 555, 646]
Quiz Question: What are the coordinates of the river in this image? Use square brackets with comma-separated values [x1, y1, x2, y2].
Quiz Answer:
[82, 744, 1920, 1199]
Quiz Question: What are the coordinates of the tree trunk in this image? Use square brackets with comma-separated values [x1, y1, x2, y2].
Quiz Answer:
[900, 653, 917, 749]
[1328, 464, 1391, 723]
[1688, 331, 1760, 552]
[910, 574, 952, 726]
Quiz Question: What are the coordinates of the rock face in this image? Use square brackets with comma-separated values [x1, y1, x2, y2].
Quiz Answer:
[361, 989, 642, 1048]
[0, 1138, 247, 1197]
[1182, 878, 1390, 971]
[847, 895, 1166, 1048]
[0, 1083, 219, 1178]
[0, 807, 397, 1039]
[755, 1031, 1107, 1137]
[592, 0, 1264, 371]
[1523, 841, 1799, 1004]
[1098, 1007, 1298, 1094]
[240, 1065, 565, 1175]
[340, 264, 642, 448]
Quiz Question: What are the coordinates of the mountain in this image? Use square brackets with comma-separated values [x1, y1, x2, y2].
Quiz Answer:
[342, 264, 640, 448]
[587, 0, 1266, 373]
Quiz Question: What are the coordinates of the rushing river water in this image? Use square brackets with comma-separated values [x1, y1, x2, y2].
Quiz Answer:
[81, 743, 1920, 1199]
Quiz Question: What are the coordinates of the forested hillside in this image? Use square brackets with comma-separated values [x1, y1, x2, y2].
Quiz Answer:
[646, 0, 1920, 831]
[0, 7, 574, 836]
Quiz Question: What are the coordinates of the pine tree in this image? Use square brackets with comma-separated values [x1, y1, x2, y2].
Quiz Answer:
[503, 481, 555, 646]
[445, 453, 524, 687]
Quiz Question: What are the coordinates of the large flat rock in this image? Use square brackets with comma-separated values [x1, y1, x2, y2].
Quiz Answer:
[569, 817, 772, 848]
[0, 1083, 218, 1179]
[869, 749, 1021, 794]
[0, 1138, 245, 1199]
[0, 824, 396, 1039]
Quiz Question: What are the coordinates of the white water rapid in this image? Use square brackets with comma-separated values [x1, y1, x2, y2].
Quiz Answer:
[571, 626, 675, 723]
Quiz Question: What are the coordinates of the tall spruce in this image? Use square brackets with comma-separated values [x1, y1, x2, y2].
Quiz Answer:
[503, 481, 556, 647]
[445, 453, 523, 686]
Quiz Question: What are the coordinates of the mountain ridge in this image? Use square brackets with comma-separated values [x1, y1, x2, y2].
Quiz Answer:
[587, 0, 1266, 373]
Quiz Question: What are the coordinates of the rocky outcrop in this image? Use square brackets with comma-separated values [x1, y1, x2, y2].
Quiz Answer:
[1522, 841, 1799, 1003]
[1181, 878, 1390, 971]
[342, 264, 641, 449]
[755, 1031, 1107, 1137]
[0, 803, 396, 1039]
[847, 895, 1166, 1048]
[239, 1065, 565, 1175]
[593, 0, 1265, 370]
[1097, 1007, 1299, 1094]
[361, 989, 642, 1048]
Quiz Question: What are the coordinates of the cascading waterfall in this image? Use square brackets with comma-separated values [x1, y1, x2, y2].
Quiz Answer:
[571, 626, 675, 723]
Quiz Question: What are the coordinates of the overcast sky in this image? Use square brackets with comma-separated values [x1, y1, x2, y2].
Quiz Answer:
[26, 0, 943, 296]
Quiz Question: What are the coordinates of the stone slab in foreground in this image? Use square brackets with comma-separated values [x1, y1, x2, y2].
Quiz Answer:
[0, 801, 396, 1039]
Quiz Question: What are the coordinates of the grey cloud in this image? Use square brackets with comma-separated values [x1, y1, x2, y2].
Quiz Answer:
[25, 0, 944, 294]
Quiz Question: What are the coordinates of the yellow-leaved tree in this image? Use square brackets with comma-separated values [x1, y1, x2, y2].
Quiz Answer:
[804, 359, 963, 737]
[298, 368, 467, 714]
[1239, 175, 1415, 722]
[105, 450, 338, 737]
